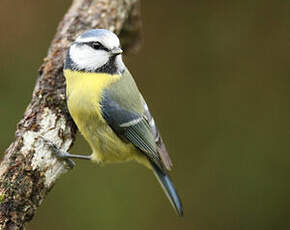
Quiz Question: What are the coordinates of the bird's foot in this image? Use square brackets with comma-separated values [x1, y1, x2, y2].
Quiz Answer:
[38, 136, 76, 169]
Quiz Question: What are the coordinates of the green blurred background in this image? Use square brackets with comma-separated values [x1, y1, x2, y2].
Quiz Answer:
[1, 0, 290, 229]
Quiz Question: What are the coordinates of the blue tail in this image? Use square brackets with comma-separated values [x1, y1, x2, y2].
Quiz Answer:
[150, 161, 183, 216]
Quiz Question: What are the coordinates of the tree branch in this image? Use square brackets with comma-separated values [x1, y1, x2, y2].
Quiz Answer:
[0, 0, 141, 229]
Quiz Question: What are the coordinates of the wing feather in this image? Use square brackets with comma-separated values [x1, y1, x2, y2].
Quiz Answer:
[141, 97, 173, 170]
[100, 69, 172, 171]
[101, 90, 163, 169]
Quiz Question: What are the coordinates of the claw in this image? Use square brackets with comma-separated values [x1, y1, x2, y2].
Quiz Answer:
[38, 136, 76, 169]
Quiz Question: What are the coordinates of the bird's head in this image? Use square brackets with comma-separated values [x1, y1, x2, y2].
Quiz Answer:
[65, 29, 125, 74]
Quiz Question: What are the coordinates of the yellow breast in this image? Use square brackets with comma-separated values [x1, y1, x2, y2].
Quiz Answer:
[63, 69, 141, 164]
[64, 69, 120, 153]
[64, 69, 120, 120]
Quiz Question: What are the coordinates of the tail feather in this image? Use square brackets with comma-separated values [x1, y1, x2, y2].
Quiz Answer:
[150, 160, 183, 216]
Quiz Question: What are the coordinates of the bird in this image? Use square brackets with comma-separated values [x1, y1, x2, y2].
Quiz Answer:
[57, 29, 183, 216]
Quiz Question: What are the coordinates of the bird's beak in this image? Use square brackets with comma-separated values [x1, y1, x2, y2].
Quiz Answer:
[111, 47, 123, 55]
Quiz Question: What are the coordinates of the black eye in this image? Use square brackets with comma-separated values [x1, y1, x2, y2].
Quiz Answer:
[91, 42, 102, 50]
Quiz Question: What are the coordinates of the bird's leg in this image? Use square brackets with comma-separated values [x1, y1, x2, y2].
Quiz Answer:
[39, 136, 92, 169]
[55, 150, 92, 161]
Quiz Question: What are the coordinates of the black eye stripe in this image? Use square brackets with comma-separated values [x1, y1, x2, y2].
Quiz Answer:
[85, 41, 109, 51]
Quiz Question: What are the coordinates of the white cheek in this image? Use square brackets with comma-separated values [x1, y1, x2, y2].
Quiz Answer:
[70, 45, 109, 71]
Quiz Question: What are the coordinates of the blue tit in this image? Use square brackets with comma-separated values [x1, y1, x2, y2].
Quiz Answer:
[59, 29, 183, 216]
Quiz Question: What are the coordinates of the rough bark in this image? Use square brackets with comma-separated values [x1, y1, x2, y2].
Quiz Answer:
[0, 0, 141, 229]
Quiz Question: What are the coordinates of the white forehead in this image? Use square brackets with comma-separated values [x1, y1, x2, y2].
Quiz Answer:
[75, 29, 120, 49]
